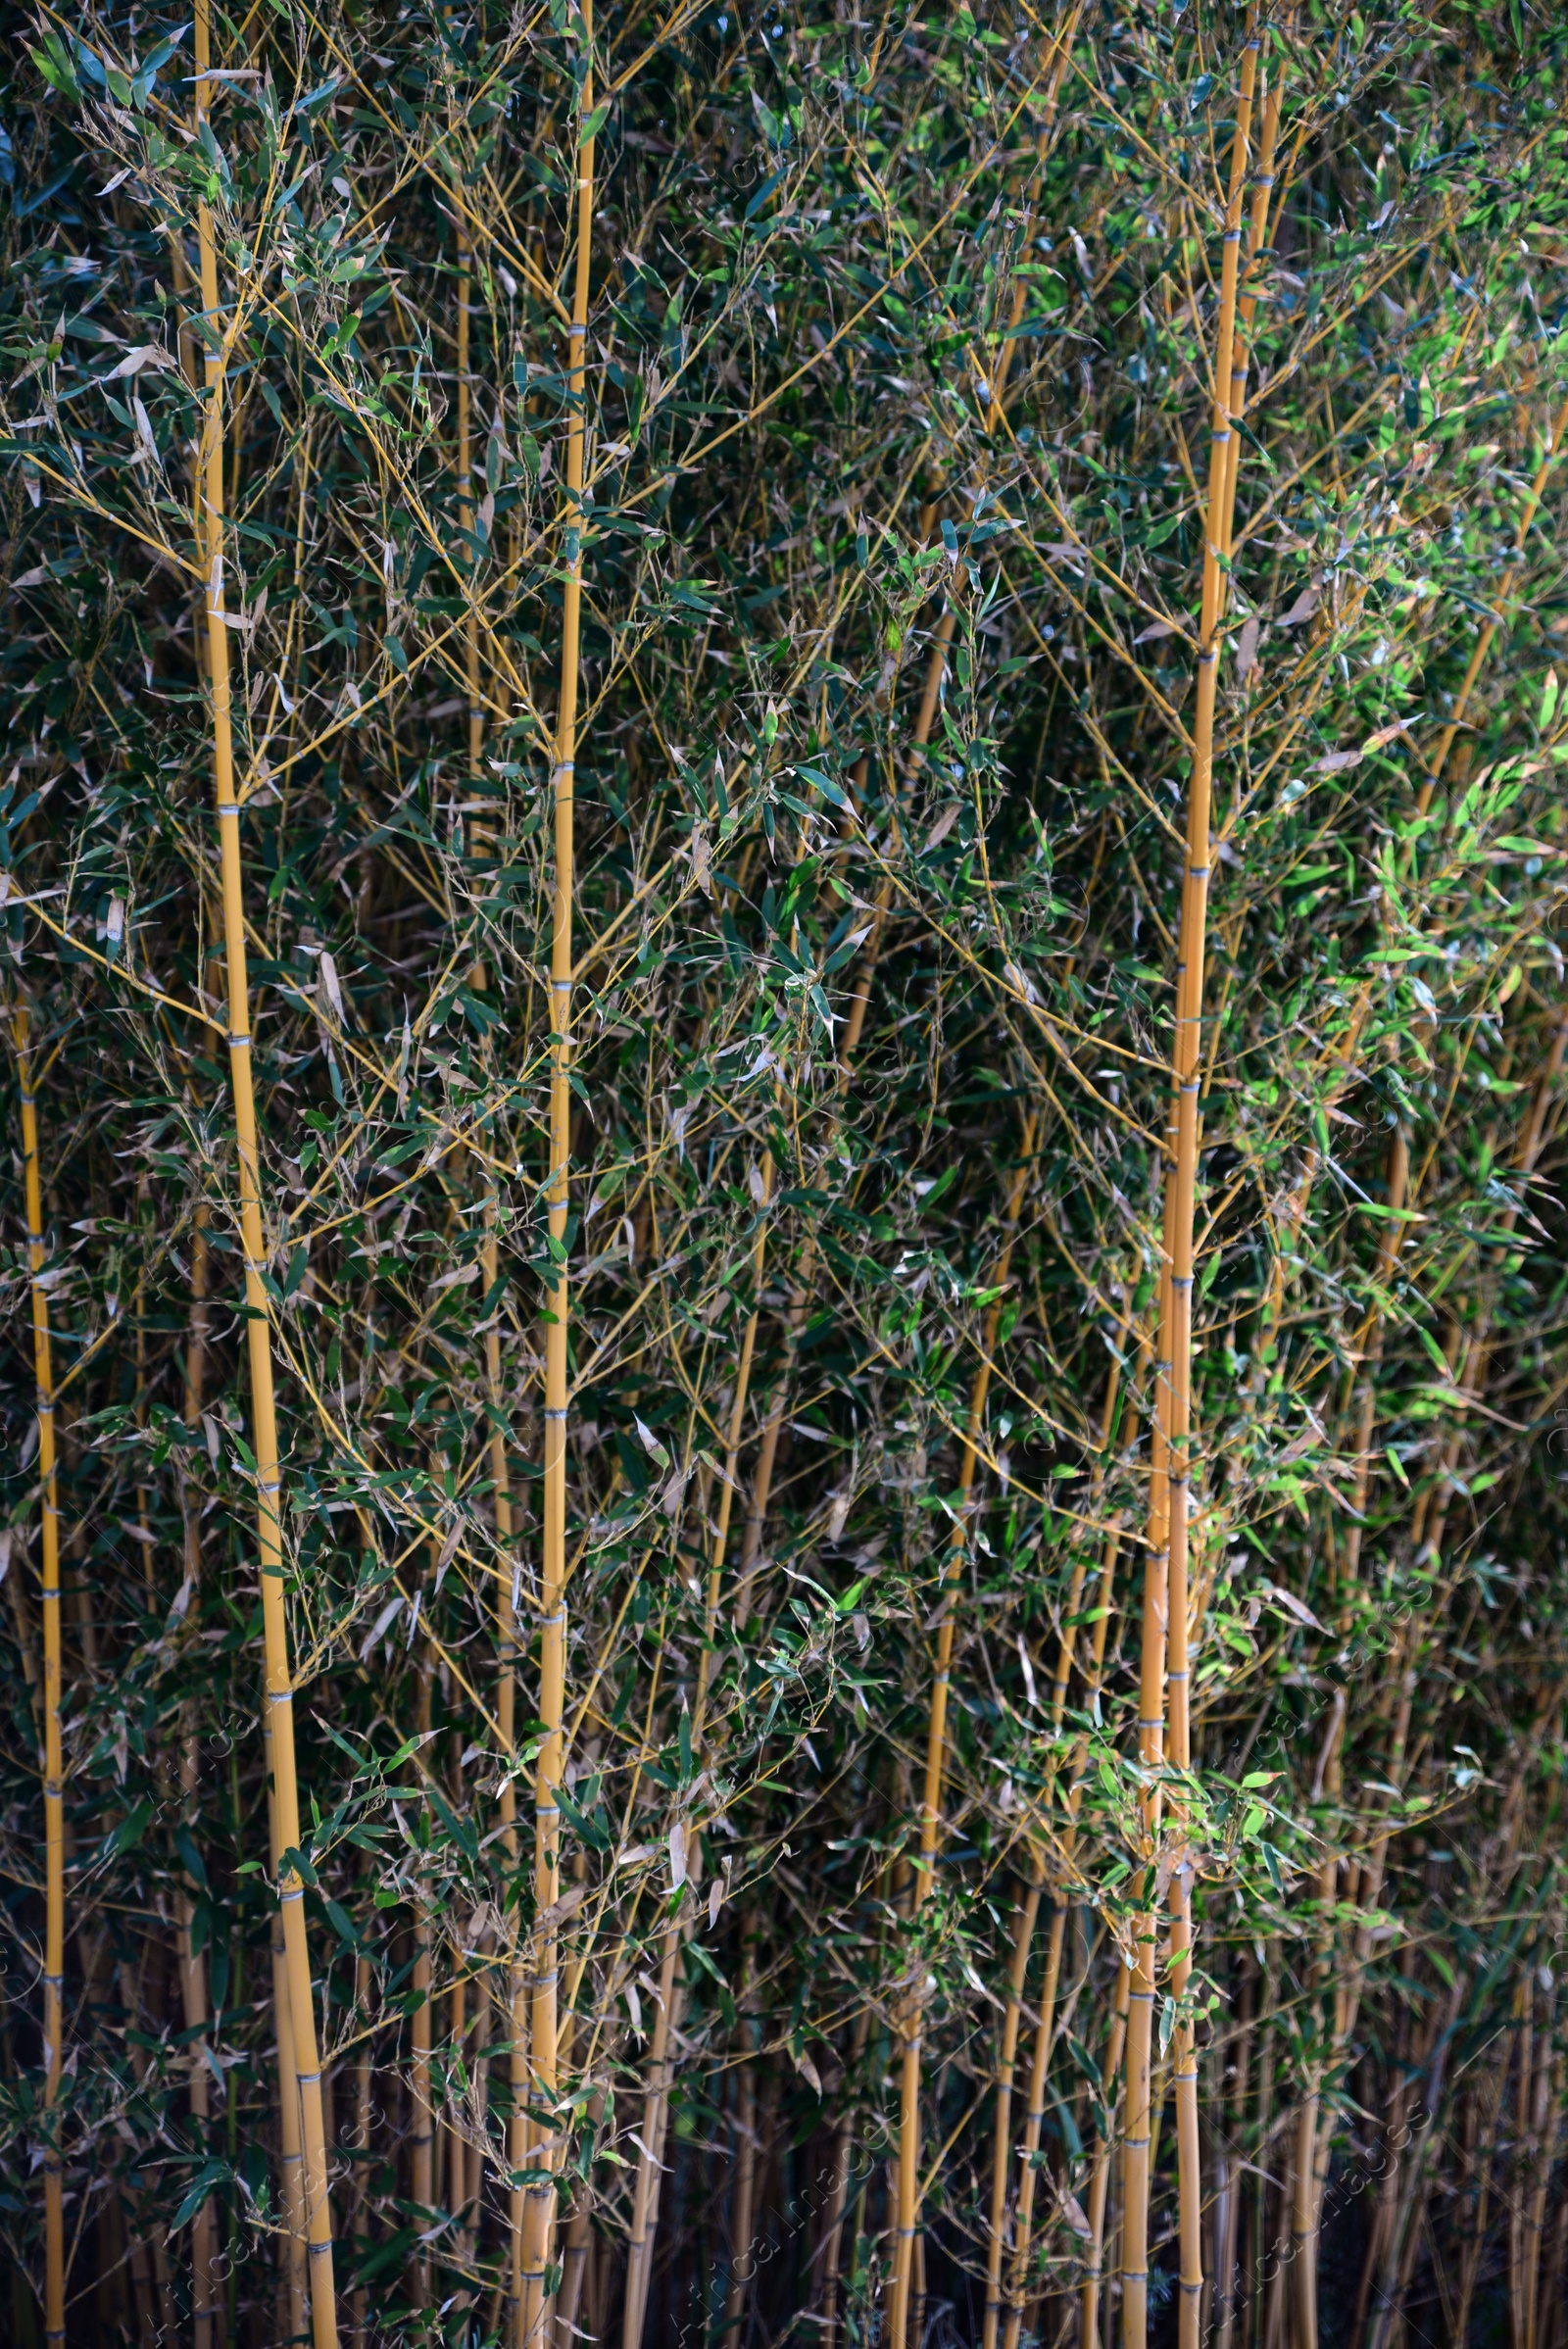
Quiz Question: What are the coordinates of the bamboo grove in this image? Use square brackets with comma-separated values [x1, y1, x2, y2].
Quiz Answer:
[5, 0, 1568, 2342]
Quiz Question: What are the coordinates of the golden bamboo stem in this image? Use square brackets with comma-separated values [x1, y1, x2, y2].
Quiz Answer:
[412, 1657, 435, 2310]
[12, 1002, 64, 2349]
[265, 1709, 310, 2336]
[888, 1113, 1037, 2349]
[349, 1951, 373, 2349]
[612, 1156, 770, 2337]
[720, 2048, 760, 2346]
[980, 1881, 1044, 2349]
[458, 219, 485, 799]
[447, 1918, 469, 2254]
[1002, 1384, 1137, 2349]
[519, 16, 595, 2339]
[193, 2, 337, 2333]
[1287, 1123, 1409, 2349]
[610, 1139, 779, 2327]
[1525, 2039, 1560, 2349]
[1082, 1960, 1131, 2349]
[817, 2005, 871, 2349]
[1119, 1233, 1171, 2349]
[619, 1923, 682, 2349]
[1001, 1903, 1070, 2349]
[178, 1200, 218, 2349]
[177, 1729, 218, 2349]
[985, 1349, 1124, 2349]
[487, 1181, 529, 2326]
[455, 196, 527, 2319]
[1220, 65, 1283, 566]
[1125, 27, 1259, 2349]
[554, 2185, 594, 2347]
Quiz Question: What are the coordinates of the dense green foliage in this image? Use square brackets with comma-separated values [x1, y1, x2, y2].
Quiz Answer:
[4, 1, 1568, 2343]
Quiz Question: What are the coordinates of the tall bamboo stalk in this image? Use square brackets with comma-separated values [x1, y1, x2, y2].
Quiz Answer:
[720, 2033, 760, 2347]
[816, 2005, 871, 2349]
[1083, 1960, 1131, 2349]
[457, 219, 484, 806]
[1123, 25, 1258, 2349]
[620, 1925, 683, 2349]
[518, 15, 596, 2339]
[980, 1879, 1043, 2349]
[1290, 1127, 1408, 2349]
[411, 1659, 435, 2311]
[456, 185, 530, 2324]
[888, 1112, 1037, 2349]
[488, 1173, 529, 2330]
[178, 1197, 218, 2349]
[193, 2, 337, 2335]
[11, 1002, 64, 2349]
[348, 1951, 373, 2349]
[1002, 1369, 1139, 2349]
[267, 1716, 310, 2337]
[615, 1160, 771, 2349]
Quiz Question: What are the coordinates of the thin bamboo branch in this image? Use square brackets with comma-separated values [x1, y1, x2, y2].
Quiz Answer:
[889, 1112, 1038, 2349]
[1419, 385, 1568, 814]
[11, 1000, 64, 2349]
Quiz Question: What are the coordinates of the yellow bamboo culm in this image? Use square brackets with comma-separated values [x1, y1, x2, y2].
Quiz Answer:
[1123, 23, 1259, 2349]
[489, 1178, 529, 2332]
[178, 1200, 219, 2348]
[980, 1880, 1042, 2349]
[456, 187, 526, 2315]
[1168, 36, 1263, 2349]
[888, 1112, 1037, 2349]
[457, 218, 486, 801]
[616, 1151, 773, 2349]
[518, 13, 595, 2342]
[12, 1003, 64, 2348]
[620, 1925, 683, 2349]
[192, 3, 338, 2340]
[999, 1360, 1136, 2349]
[411, 1662, 435, 2311]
